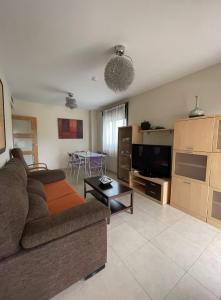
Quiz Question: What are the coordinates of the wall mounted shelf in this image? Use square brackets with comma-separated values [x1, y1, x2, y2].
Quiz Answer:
[141, 128, 174, 134]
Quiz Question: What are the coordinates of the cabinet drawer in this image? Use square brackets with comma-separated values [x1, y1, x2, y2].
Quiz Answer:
[145, 181, 161, 201]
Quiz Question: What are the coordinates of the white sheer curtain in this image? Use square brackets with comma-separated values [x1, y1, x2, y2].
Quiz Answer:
[103, 104, 127, 172]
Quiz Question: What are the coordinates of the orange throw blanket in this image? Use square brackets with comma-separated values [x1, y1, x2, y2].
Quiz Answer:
[44, 180, 85, 214]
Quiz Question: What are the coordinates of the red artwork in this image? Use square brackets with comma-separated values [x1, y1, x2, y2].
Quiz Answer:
[58, 118, 83, 139]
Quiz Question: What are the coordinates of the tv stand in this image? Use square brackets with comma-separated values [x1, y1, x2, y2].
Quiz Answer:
[129, 170, 171, 205]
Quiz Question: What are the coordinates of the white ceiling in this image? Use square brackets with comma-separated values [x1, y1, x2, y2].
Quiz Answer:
[0, 0, 221, 109]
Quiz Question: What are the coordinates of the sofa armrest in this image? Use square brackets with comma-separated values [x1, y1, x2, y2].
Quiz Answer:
[21, 200, 110, 249]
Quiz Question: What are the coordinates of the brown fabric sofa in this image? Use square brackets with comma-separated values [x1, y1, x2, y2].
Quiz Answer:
[0, 158, 109, 300]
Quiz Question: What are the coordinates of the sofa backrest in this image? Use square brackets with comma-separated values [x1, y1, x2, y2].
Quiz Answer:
[0, 158, 29, 259]
[10, 148, 29, 171]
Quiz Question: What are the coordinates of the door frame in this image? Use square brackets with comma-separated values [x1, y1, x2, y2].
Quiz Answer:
[12, 115, 38, 164]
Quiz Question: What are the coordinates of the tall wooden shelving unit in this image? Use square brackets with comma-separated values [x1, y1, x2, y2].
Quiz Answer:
[171, 115, 221, 228]
[117, 125, 141, 182]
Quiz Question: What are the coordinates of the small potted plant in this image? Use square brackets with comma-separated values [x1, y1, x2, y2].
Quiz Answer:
[141, 121, 151, 130]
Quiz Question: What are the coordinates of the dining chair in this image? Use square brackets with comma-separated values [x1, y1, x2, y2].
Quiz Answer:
[67, 152, 88, 182]
[97, 151, 108, 174]
[88, 156, 103, 176]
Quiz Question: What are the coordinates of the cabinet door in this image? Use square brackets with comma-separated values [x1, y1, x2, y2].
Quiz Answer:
[118, 126, 132, 182]
[173, 118, 214, 152]
[213, 117, 221, 152]
[173, 151, 209, 183]
[191, 118, 214, 152]
[171, 176, 208, 220]
[131, 125, 141, 144]
[207, 188, 221, 228]
[210, 153, 221, 189]
[171, 177, 191, 209]
[190, 181, 209, 219]
[173, 120, 192, 150]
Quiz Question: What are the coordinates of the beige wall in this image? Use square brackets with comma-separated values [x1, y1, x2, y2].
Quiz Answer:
[0, 70, 13, 167]
[97, 62, 221, 172]
[13, 100, 90, 169]
[129, 62, 221, 129]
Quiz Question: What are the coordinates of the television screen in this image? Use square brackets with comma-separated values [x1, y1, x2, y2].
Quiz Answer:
[132, 144, 172, 178]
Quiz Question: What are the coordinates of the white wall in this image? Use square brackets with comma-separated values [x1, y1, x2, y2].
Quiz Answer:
[0, 70, 13, 167]
[129, 62, 221, 129]
[13, 100, 90, 169]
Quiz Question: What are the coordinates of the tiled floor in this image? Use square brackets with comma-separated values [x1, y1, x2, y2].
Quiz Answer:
[52, 173, 221, 300]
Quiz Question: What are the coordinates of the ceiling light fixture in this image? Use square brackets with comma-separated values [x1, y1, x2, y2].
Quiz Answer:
[65, 92, 77, 109]
[104, 45, 134, 92]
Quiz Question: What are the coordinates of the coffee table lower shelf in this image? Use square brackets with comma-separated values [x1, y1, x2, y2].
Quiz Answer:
[84, 176, 133, 224]
[88, 190, 129, 215]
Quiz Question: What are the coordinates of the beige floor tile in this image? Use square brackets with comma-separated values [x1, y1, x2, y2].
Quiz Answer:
[165, 274, 218, 300]
[107, 214, 125, 231]
[206, 233, 221, 258]
[52, 247, 150, 300]
[108, 223, 147, 259]
[123, 242, 185, 300]
[151, 228, 204, 270]
[121, 209, 169, 240]
[189, 247, 221, 298]
[145, 204, 186, 226]
[55, 175, 221, 300]
[168, 215, 219, 248]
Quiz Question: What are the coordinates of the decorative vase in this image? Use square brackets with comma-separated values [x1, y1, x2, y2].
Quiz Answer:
[189, 96, 205, 118]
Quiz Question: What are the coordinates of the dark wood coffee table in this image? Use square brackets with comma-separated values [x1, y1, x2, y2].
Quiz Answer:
[84, 176, 134, 224]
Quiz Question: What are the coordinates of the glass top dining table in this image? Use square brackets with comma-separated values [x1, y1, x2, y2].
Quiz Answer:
[77, 151, 106, 158]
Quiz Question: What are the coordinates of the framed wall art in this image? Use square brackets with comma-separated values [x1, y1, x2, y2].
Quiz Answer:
[58, 118, 83, 139]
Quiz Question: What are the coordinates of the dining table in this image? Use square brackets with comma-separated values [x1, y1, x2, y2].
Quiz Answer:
[77, 151, 107, 175]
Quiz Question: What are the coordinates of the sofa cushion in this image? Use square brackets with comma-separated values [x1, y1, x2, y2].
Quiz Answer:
[27, 178, 46, 200]
[26, 193, 49, 223]
[47, 193, 85, 214]
[44, 179, 85, 214]
[21, 200, 109, 249]
[0, 158, 29, 259]
[44, 179, 75, 202]
[28, 169, 65, 184]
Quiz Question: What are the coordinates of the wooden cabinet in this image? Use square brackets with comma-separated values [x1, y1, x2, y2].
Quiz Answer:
[172, 116, 216, 224]
[118, 125, 141, 182]
[207, 188, 221, 229]
[171, 176, 209, 220]
[174, 117, 214, 152]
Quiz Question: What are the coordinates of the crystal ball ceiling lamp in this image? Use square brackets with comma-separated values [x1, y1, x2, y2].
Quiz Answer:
[104, 45, 134, 92]
[65, 93, 77, 109]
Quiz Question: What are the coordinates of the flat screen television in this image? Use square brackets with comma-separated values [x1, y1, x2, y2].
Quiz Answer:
[132, 144, 172, 178]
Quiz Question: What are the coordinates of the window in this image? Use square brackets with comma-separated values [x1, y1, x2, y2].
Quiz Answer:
[102, 103, 127, 157]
